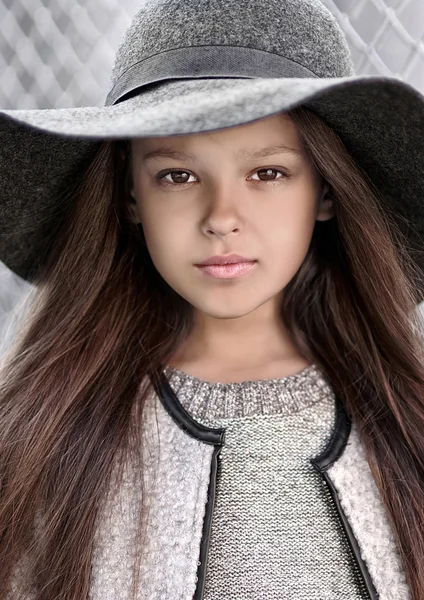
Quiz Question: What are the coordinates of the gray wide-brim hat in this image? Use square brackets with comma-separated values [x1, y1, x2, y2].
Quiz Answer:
[1, 0, 424, 297]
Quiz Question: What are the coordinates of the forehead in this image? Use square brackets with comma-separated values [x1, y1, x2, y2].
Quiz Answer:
[131, 112, 304, 160]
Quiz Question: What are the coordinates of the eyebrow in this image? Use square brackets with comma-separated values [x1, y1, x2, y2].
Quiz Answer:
[142, 143, 303, 162]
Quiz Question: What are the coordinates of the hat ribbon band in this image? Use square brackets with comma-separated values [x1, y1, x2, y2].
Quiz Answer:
[105, 44, 318, 106]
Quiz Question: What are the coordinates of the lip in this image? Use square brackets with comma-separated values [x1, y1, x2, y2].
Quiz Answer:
[195, 261, 257, 279]
[196, 253, 255, 266]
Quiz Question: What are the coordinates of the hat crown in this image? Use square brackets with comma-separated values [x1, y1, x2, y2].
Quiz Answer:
[110, 0, 355, 92]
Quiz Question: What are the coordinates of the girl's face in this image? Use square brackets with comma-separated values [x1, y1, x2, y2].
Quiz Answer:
[129, 113, 333, 320]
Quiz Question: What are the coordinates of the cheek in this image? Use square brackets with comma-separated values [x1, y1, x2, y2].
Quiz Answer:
[264, 187, 317, 236]
[140, 209, 193, 270]
[263, 192, 318, 266]
[133, 185, 176, 253]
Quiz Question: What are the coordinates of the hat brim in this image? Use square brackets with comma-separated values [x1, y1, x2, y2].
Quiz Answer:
[1, 75, 423, 297]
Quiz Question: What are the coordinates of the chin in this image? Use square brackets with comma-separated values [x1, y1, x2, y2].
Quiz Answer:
[193, 297, 265, 320]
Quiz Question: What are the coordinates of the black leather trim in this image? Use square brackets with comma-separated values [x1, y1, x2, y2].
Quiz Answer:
[151, 370, 225, 446]
[311, 395, 351, 471]
[193, 445, 221, 600]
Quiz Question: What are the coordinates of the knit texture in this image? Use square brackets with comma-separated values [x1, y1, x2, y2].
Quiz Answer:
[163, 363, 369, 599]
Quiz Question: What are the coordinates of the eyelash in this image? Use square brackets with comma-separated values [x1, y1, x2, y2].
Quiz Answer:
[155, 167, 290, 187]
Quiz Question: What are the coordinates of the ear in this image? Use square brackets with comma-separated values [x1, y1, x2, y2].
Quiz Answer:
[316, 181, 335, 222]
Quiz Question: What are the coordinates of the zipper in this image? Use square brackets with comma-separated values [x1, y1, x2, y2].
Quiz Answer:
[314, 466, 379, 600]
[193, 444, 222, 600]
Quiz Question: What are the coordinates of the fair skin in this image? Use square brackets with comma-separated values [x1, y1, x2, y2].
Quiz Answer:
[128, 112, 334, 383]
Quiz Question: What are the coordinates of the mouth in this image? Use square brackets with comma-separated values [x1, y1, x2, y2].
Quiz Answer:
[195, 260, 257, 279]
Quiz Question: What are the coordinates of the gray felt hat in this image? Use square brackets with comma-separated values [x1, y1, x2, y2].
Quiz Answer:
[1, 0, 424, 292]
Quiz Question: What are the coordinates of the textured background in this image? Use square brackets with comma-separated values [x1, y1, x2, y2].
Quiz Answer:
[0, 0, 423, 350]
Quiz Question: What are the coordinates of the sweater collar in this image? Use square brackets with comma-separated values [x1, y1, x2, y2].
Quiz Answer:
[162, 363, 335, 423]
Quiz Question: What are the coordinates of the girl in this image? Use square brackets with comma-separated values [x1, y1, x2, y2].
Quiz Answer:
[0, 0, 423, 599]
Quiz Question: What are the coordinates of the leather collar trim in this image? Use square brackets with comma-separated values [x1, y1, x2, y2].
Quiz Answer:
[311, 395, 351, 471]
[152, 370, 225, 446]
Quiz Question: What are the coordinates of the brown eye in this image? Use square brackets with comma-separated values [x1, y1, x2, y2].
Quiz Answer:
[159, 170, 194, 185]
[252, 168, 285, 181]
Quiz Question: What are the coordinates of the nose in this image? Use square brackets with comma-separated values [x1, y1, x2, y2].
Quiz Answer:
[201, 185, 242, 239]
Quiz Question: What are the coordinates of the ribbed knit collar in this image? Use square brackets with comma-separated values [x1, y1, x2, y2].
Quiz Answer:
[162, 363, 335, 422]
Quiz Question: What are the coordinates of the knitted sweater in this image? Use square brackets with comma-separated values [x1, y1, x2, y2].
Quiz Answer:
[162, 362, 367, 599]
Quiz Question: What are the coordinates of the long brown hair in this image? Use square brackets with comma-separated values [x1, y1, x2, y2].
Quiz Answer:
[0, 105, 423, 599]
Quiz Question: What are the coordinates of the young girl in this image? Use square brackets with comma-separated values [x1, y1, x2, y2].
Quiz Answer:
[0, 0, 423, 599]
